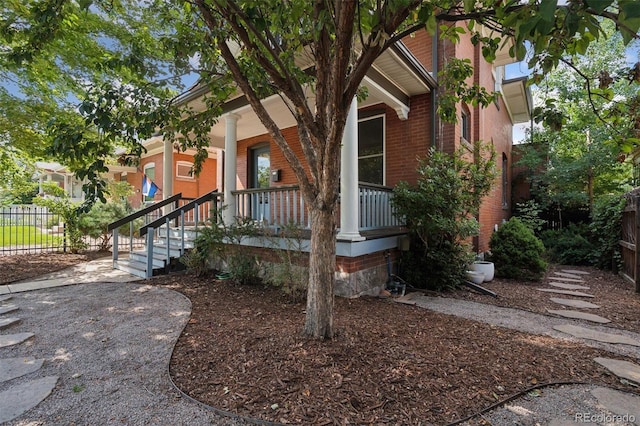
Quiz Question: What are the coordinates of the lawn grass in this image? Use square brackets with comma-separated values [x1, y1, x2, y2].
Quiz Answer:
[0, 225, 62, 247]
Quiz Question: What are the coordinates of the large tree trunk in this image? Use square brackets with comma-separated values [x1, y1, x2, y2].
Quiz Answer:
[304, 205, 337, 338]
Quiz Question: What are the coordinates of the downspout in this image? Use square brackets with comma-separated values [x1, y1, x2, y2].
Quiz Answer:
[430, 25, 438, 150]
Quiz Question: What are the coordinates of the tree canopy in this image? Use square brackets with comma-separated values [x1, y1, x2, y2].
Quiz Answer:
[2, 0, 639, 337]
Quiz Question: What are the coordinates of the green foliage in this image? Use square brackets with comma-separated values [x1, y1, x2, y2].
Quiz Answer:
[513, 200, 546, 234]
[180, 214, 227, 277]
[589, 194, 625, 271]
[392, 143, 496, 290]
[540, 224, 594, 266]
[489, 217, 547, 281]
[263, 222, 309, 301]
[78, 201, 130, 251]
[33, 182, 86, 253]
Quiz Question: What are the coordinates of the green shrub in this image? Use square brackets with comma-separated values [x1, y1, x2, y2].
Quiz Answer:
[392, 143, 496, 291]
[589, 194, 625, 271]
[180, 216, 227, 276]
[513, 200, 546, 234]
[489, 217, 547, 281]
[540, 223, 593, 265]
[78, 201, 130, 251]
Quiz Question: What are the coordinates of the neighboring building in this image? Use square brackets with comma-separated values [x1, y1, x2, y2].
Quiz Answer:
[114, 138, 219, 209]
[131, 26, 531, 295]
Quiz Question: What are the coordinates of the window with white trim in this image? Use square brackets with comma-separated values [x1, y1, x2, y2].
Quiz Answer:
[358, 115, 385, 185]
[176, 161, 194, 179]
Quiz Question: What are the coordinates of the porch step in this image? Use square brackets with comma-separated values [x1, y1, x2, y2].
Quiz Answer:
[129, 250, 170, 269]
[113, 259, 166, 279]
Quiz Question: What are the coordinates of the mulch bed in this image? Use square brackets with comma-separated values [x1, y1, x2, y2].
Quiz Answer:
[156, 273, 639, 425]
[4, 254, 639, 424]
[0, 252, 108, 285]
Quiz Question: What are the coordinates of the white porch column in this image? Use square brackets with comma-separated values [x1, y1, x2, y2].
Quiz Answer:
[337, 98, 364, 241]
[163, 138, 174, 200]
[223, 113, 240, 225]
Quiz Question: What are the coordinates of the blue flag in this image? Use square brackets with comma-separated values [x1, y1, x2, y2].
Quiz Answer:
[142, 174, 159, 198]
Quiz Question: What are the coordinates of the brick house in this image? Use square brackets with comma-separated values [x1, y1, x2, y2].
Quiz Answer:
[118, 26, 531, 295]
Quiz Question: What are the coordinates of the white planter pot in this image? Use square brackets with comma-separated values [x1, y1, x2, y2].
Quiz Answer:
[472, 261, 494, 282]
[466, 270, 485, 285]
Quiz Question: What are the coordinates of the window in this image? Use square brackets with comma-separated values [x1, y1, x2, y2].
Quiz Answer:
[502, 153, 508, 208]
[176, 161, 194, 179]
[143, 162, 156, 202]
[461, 108, 471, 142]
[358, 115, 385, 185]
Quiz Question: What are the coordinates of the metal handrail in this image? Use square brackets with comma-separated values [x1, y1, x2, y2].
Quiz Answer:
[107, 193, 183, 231]
[140, 190, 221, 237]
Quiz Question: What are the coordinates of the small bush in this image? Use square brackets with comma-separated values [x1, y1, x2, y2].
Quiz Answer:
[489, 217, 547, 281]
[540, 224, 593, 265]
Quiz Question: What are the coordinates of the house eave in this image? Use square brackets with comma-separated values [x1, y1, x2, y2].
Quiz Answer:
[502, 76, 532, 124]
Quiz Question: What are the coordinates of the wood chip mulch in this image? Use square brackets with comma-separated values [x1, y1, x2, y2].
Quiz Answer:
[156, 271, 639, 425]
[4, 255, 639, 424]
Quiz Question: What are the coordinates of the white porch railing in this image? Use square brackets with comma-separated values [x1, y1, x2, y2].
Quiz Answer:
[232, 183, 404, 231]
[358, 182, 403, 230]
[233, 185, 309, 228]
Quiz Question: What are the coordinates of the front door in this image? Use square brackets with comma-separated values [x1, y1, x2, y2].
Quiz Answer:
[250, 145, 271, 222]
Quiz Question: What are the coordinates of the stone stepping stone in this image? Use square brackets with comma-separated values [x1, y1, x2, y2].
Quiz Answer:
[395, 293, 418, 305]
[0, 376, 58, 423]
[546, 309, 611, 324]
[562, 269, 590, 275]
[550, 298, 600, 309]
[554, 324, 640, 347]
[0, 317, 20, 330]
[594, 358, 640, 386]
[0, 357, 44, 383]
[591, 387, 640, 421]
[0, 333, 34, 348]
[537, 288, 594, 298]
[0, 295, 13, 303]
[549, 276, 585, 283]
[548, 282, 590, 290]
[554, 272, 584, 279]
[0, 305, 19, 315]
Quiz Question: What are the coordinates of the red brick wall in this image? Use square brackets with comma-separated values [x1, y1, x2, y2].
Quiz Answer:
[123, 151, 217, 208]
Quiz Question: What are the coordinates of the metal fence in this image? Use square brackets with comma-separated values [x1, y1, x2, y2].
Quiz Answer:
[1, 205, 145, 256]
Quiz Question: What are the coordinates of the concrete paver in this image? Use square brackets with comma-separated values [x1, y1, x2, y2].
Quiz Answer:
[0, 317, 20, 330]
[546, 309, 611, 324]
[0, 332, 35, 348]
[0, 357, 44, 382]
[548, 282, 590, 290]
[590, 387, 640, 422]
[554, 325, 640, 347]
[550, 298, 600, 309]
[548, 276, 586, 283]
[0, 376, 58, 423]
[553, 272, 584, 279]
[537, 288, 595, 298]
[594, 358, 640, 386]
[0, 305, 19, 315]
[561, 269, 591, 275]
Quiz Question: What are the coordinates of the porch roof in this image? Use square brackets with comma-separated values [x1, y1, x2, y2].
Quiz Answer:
[177, 41, 433, 148]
